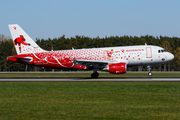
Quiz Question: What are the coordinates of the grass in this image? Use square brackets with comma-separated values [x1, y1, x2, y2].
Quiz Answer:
[0, 82, 180, 119]
[0, 72, 180, 78]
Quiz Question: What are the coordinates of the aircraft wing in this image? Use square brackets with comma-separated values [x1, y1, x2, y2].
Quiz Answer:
[71, 59, 128, 69]
[74, 59, 128, 64]
[75, 59, 108, 63]
[70, 59, 107, 69]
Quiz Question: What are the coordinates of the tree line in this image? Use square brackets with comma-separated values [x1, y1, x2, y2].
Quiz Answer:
[0, 34, 180, 71]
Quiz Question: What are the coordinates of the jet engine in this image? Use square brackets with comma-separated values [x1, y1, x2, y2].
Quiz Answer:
[103, 63, 126, 74]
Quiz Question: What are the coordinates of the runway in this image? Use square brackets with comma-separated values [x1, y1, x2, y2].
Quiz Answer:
[0, 77, 180, 82]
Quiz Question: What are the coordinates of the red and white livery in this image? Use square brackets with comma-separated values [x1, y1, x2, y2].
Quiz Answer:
[7, 24, 174, 78]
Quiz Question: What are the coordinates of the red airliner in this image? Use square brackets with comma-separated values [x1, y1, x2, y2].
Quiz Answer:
[7, 24, 174, 78]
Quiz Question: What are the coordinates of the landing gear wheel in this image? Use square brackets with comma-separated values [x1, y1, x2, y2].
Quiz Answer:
[91, 72, 99, 78]
[148, 72, 152, 76]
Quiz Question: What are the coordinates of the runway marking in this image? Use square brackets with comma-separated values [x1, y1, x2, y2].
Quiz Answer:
[0, 78, 180, 82]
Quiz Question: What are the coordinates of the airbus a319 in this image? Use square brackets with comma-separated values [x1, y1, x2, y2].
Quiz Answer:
[7, 24, 174, 78]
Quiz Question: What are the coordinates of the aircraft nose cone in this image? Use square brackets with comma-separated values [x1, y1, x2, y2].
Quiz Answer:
[168, 53, 174, 61]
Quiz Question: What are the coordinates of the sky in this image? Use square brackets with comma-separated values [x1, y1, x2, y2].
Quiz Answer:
[1, 0, 180, 41]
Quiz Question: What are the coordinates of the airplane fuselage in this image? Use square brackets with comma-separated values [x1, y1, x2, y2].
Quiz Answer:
[8, 45, 174, 69]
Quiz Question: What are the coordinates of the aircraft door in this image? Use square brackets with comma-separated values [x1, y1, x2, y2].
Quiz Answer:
[146, 47, 152, 58]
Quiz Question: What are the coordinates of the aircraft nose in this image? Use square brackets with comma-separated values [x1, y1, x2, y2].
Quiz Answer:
[168, 53, 174, 61]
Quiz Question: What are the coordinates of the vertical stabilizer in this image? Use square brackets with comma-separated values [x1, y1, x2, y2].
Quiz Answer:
[8, 24, 44, 54]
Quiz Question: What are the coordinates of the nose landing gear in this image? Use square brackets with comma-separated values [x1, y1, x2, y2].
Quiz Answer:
[147, 65, 152, 76]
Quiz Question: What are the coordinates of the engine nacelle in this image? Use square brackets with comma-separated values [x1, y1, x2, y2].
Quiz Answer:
[108, 63, 126, 74]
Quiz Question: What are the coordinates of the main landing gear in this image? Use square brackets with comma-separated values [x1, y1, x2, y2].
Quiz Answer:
[91, 72, 99, 78]
[147, 65, 152, 76]
[91, 68, 99, 78]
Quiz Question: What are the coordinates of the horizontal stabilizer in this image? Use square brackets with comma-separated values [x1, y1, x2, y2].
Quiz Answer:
[7, 56, 32, 63]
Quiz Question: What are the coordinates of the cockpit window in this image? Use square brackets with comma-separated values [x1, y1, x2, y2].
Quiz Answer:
[158, 49, 167, 53]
